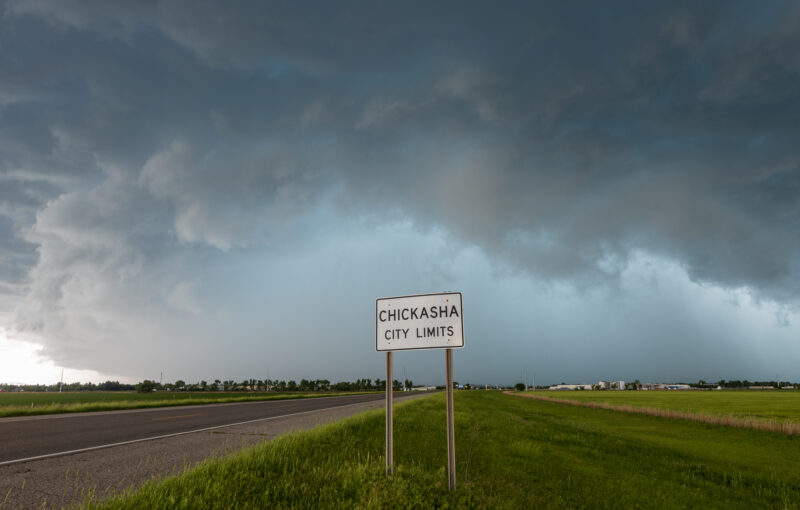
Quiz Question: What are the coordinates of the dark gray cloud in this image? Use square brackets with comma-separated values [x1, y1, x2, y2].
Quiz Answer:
[1, 1, 798, 383]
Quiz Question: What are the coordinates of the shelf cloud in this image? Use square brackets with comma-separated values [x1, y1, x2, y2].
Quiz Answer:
[1, 1, 798, 384]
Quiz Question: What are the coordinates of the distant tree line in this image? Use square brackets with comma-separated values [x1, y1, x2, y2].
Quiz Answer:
[0, 381, 135, 392]
[1, 378, 419, 394]
[133, 378, 409, 393]
[698, 379, 795, 389]
[133, 377, 413, 393]
[4, 378, 797, 393]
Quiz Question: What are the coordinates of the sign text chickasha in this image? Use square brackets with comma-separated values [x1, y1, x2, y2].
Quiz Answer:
[375, 292, 464, 352]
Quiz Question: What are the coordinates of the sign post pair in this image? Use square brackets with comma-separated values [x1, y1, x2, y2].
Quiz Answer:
[376, 292, 464, 491]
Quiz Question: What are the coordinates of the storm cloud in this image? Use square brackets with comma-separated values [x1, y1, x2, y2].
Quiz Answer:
[1, 1, 798, 385]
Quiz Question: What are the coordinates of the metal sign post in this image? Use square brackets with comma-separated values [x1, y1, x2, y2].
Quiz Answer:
[445, 348, 456, 490]
[386, 351, 393, 475]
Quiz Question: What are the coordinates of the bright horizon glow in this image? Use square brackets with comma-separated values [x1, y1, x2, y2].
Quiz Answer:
[0, 329, 135, 385]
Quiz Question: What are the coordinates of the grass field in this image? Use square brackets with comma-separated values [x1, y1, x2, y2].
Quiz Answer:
[91, 391, 800, 509]
[530, 390, 800, 425]
[0, 391, 375, 418]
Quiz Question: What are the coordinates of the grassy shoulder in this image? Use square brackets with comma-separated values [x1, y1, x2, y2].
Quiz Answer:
[0, 391, 378, 418]
[94, 391, 800, 509]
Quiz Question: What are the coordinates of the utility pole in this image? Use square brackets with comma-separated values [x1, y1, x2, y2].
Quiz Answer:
[524, 367, 527, 391]
[59, 368, 63, 393]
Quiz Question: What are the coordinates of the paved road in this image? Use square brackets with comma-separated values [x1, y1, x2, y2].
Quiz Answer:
[0, 393, 398, 465]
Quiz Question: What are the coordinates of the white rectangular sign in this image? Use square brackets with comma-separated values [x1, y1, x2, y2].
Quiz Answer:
[376, 292, 464, 352]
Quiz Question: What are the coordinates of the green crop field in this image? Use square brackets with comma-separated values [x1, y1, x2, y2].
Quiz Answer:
[0, 391, 374, 418]
[532, 390, 800, 424]
[91, 391, 800, 509]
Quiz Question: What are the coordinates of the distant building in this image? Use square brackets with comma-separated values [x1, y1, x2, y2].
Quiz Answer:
[549, 384, 593, 390]
[640, 383, 667, 390]
[597, 380, 625, 390]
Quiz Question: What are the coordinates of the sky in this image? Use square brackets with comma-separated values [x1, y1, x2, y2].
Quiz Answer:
[0, 1, 799, 387]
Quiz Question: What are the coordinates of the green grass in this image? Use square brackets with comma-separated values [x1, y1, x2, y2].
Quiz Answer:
[0, 391, 376, 418]
[532, 390, 800, 423]
[91, 391, 800, 509]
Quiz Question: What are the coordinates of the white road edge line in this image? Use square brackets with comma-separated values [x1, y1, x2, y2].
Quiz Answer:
[0, 400, 374, 467]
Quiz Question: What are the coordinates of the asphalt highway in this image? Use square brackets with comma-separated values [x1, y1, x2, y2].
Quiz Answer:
[0, 393, 399, 465]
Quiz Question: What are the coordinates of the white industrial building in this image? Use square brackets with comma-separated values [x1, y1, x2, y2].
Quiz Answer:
[597, 380, 625, 390]
[549, 384, 594, 390]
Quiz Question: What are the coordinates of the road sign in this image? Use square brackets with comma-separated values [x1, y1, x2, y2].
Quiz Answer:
[375, 292, 464, 352]
[377, 291, 463, 490]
